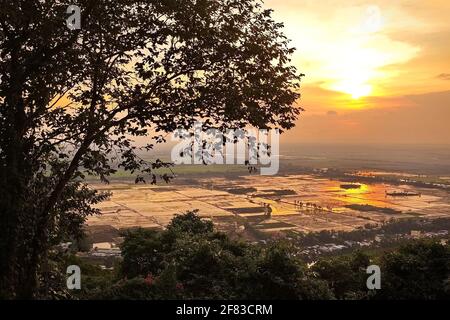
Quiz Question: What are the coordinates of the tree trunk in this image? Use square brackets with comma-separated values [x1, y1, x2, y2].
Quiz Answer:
[0, 58, 39, 298]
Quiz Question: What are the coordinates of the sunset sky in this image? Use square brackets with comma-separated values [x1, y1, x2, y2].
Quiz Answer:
[264, 0, 450, 145]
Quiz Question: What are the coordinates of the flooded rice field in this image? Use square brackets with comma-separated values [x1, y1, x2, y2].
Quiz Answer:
[88, 173, 450, 236]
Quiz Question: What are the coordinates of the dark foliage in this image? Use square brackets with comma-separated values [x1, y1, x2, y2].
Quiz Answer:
[111, 211, 333, 300]
[376, 240, 450, 300]
[87, 212, 449, 300]
[0, 0, 302, 298]
[42, 212, 448, 300]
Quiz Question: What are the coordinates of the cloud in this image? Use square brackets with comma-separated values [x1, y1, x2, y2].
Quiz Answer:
[437, 73, 450, 80]
[264, 0, 450, 97]
[327, 110, 338, 116]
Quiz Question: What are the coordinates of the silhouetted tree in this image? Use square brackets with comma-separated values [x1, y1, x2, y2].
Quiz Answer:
[0, 0, 302, 298]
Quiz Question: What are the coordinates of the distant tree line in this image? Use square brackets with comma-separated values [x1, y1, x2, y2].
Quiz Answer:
[290, 217, 450, 248]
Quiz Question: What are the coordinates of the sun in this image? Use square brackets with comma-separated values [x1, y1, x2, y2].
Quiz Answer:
[343, 83, 372, 99]
[324, 49, 377, 100]
[329, 44, 381, 99]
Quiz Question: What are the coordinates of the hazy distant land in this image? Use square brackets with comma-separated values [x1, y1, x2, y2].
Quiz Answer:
[85, 144, 450, 251]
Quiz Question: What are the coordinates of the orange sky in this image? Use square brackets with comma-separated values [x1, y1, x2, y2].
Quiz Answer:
[264, 0, 450, 145]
